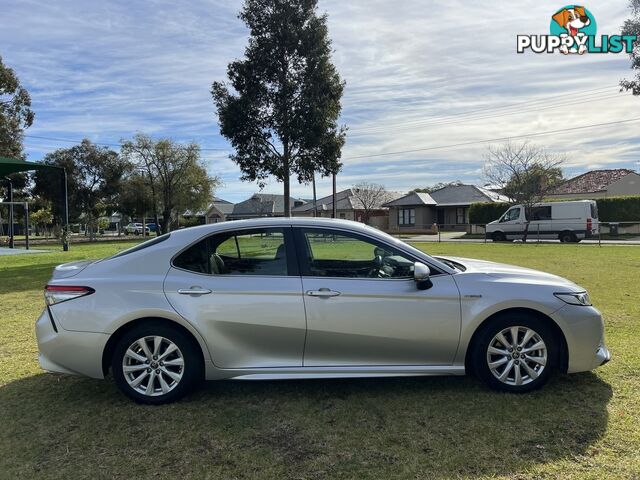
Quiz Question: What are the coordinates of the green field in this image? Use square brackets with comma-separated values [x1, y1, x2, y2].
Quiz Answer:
[0, 241, 638, 479]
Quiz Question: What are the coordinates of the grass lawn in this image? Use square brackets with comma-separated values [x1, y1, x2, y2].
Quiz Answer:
[0, 241, 639, 479]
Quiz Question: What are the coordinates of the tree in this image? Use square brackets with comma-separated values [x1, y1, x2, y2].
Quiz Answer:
[0, 55, 34, 158]
[621, 0, 640, 95]
[413, 180, 464, 193]
[117, 172, 154, 226]
[212, 0, 346, 217]
[33, 140, 130, 240]
[351, 181, 392, 225]
[30, 205, 53, 237]
[120, 134, 219, 233]
[483, 141, 564, 242]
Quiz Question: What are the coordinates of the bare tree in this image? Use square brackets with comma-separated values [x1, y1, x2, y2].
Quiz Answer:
[483, 142, 565, 242]
[351, 182, 392, 225]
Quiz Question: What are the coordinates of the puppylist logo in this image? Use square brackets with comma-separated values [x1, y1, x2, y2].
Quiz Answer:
[517, 5, 638, 55]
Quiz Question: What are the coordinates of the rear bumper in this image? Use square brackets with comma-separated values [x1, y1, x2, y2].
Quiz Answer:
[35, 309, 108, 378]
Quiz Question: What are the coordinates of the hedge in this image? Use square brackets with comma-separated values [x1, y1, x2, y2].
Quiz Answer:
[468, 202, 510, 224]
[469, 196, 640, 224]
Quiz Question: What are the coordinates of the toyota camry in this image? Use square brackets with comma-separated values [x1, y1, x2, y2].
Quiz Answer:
[36, 218, 610, 404]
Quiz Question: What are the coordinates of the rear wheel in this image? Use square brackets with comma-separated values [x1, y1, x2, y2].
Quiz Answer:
[471, 313, 558, 393]
[559, 231, 576, 243]
[111, 322, 202, 404]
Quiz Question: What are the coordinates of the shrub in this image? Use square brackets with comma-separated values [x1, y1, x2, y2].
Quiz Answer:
[594, 196, 640, 222]
[469, 202, 511, 224]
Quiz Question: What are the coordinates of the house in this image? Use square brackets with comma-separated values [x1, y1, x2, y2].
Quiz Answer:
[226, 193, 307, 220]
[547, 168, 640, 199]
[291, 188, 402, 229]
[205, 197, 235, 223]
[385, 184, 510, 232]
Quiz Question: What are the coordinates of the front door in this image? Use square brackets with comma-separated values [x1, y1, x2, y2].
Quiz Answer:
[163, 227, 306, 369]
[295, 227, 461, 366]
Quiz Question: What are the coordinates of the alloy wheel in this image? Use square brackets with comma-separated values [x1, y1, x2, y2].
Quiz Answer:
[486, 326, 547, 386]
[122, 336, 185, 396]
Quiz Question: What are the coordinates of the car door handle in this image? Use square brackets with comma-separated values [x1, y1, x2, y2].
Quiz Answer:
[306, 288, 341, 298]
[177, 287, 212, 295]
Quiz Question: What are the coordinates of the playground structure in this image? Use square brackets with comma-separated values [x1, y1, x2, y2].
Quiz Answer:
[0, 157, 69, 251]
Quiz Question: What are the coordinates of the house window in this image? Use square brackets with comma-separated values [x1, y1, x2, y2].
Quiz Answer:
[339, 213, 346, 219]
[456, 207, 466, 224]
[398, 208, 415, 226]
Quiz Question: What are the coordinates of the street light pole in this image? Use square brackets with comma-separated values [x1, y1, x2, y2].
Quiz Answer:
[61, 168, 69, 251]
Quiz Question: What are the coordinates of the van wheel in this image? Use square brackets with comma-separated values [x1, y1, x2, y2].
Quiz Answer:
[471, 313, 558, 393]
[492, 232, 506, 242]
[559, 231, 576, 243]
[111, 322, 203, 404]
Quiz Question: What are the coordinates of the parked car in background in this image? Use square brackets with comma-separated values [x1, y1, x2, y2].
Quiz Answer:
[146, 223, 158, 233]
[36, 218, 609, 404]
[124, 223, 151, 235]
[486, 200, 599, 243]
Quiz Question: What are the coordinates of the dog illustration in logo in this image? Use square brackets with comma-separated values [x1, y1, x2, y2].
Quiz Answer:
[552, 6, 591, 54]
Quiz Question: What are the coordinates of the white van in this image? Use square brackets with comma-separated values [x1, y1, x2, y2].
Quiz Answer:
[486, 200, 599, 243]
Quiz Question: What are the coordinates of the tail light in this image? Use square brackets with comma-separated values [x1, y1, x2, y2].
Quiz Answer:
[587, 218, 593, 231]
[44, 285, 95, 306]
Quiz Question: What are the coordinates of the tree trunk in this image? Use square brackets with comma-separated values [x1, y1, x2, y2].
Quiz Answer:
[161, 209, 171, 233]
[312, 172, 317, 218]
[283, 148, 291, 217]
[522, 221, 530, 243]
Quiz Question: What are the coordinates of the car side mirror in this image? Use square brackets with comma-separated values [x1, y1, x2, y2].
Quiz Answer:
[414, 262, 433, 290]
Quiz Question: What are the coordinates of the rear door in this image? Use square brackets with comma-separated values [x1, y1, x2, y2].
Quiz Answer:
[163, 226, 306, 368]
[295, 227, 461, 366]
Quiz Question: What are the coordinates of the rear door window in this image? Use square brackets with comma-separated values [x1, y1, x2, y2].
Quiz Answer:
[173, 228, 291, 276]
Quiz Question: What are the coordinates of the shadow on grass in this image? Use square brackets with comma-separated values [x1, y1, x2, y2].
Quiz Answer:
[0, 262, 61, 293]
[0, 371, 612, 479]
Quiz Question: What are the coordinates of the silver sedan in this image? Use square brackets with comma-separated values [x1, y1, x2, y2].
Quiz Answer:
[36, 218, 610, 403]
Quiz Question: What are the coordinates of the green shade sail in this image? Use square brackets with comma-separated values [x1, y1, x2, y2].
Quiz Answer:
[0, 156, 56, 177]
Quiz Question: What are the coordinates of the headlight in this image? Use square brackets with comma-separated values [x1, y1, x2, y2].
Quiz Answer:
[554, 291, 591, 306]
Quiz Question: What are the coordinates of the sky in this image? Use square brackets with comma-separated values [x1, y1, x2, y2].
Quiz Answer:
[1, 0, 639, 203]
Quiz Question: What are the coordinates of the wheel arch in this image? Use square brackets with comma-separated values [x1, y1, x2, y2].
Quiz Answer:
[464, 307, 569, 374]
[102, 316, 206, 377]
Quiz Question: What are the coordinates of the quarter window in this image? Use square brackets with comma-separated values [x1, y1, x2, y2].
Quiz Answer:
[398, 208, 415, 226]
[173, 228, 289, 276]
[300, 229, 415, 279]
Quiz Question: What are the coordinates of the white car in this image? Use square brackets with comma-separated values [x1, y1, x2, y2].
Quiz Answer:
[486, 200, 599, 243]
[124, 223, 151, 235]
[36, 218, 609, 404]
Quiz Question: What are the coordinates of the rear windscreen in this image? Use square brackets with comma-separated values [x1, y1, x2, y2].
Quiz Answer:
[107, 233, 171, 259]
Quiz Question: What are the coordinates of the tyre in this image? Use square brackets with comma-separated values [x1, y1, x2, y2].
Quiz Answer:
[111, 322, 202, 404]
[559, 231, 575, 243]
[471, 313, 558, 393]
[492, 232, 506, 242]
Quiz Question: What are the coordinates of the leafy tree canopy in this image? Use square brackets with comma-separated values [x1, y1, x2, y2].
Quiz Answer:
[212, 0, 346, 216]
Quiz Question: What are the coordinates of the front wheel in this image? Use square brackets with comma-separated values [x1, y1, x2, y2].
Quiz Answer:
[111, 322, 202, 404]
[471, 314, 558, 393]
[492, 232, 506, 242]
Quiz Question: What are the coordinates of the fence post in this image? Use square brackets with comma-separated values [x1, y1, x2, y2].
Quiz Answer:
[438, 225, 441, 243]
[537, 223, 540, 244]
[484, 224, 487, 243]
[598, 223, 601, 247]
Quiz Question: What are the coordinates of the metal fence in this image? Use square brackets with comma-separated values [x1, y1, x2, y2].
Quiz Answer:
[387, 221, 640, 245]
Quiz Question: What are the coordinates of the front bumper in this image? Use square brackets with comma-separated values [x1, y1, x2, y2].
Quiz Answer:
[35, 309, 108, 378]
[551, 304, 610, 373]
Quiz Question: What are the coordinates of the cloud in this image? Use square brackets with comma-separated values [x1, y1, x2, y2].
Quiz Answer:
[1, 0, 638, 203]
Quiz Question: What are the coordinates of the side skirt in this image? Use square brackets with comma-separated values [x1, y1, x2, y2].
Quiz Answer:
[206, 365, 466, 381]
